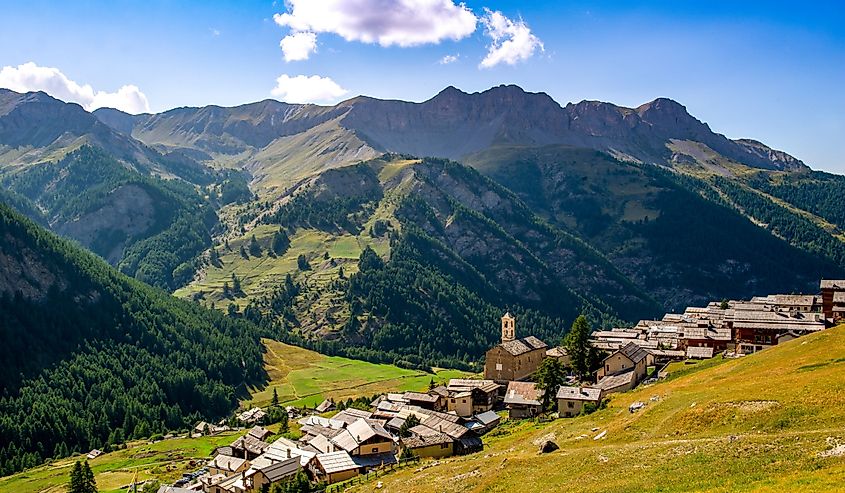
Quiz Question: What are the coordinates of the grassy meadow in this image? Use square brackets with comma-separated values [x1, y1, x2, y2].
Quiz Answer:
[242, 339, 471, 409]
[351, 325, 845, 493]
[0, 433, 237, 493]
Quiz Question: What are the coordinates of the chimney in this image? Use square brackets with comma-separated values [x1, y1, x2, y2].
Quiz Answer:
[287, 448, 291, 459]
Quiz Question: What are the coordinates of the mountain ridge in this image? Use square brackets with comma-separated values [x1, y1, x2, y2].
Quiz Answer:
[77, 84, 807, 195]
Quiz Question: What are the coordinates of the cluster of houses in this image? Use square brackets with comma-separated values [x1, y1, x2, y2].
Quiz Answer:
[480, 280, 845, 419]
[156, 279, 845, 492]
[159, 380, 506, 492]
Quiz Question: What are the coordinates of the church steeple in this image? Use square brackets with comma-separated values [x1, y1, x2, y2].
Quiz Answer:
[501, 312, 515, 343]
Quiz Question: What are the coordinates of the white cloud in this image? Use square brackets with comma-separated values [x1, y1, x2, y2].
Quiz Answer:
[271, 74, 348, 104]
[273, 0, 477, 61]
[479, 9, 543, 68]
[0, 62, 150, 113]
[439, 54, 459, 64]
[280, 31, 318, 61]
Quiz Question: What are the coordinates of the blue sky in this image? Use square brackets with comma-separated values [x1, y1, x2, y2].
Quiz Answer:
[0, 0, 843, 172]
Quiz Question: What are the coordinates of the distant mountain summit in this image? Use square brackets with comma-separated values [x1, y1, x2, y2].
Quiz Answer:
[81, 84, 806, 193]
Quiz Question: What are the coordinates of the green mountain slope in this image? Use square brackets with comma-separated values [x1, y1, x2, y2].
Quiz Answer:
[181, 155, 661, 368]
[0, 203, 265, 476]
[465, 145, 842, 311]
[352, 324, 845, 493]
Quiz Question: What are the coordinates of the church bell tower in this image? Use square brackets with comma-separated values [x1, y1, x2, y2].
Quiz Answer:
[501, 312, 516, 343]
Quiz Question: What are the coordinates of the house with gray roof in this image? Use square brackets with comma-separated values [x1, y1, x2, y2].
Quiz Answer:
[503, 381, 542, 419]
[484, 313, 548, 383]
[556, 386, 602, 418]
[596, 342, 651, 393]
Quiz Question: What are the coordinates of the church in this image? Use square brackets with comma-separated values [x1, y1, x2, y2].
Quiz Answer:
[483, 313, 548, 382]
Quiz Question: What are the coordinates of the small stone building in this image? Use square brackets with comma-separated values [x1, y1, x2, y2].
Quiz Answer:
[484, 313, 548, 382]
[556, 386, 602, 418]
[503, 381, 542, 419]
[596, 341, 651, 388]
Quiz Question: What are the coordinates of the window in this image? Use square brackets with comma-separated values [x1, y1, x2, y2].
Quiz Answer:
[440, 443, 449, 449]
[495, 363, 502, 371]
[568, 402, 574, 408]
[372, 447, 379, 453]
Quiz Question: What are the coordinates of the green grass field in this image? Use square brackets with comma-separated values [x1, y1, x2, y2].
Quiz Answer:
[351, 325, 845, 493]
[242, 339, 471, 409]
[0, 434, 237, 493]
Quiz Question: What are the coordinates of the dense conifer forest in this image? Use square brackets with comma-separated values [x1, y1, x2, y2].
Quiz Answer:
[0, 203, 265, 476]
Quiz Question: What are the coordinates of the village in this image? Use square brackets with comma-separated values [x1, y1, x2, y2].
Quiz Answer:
[153, 279, 845, 493]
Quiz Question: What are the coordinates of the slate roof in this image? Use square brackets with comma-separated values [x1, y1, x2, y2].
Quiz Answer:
[403, 392, 439, 403]
[230, 435, 270, 455]
[331, 408, 373, 425]
[594, 371, 635, 391]
[258, 457, 301, 482]
[821, 280, 845, 289]
[474, 410, 500, 426]
[503, 381, 541, 407]
[315, 451, 358, 474]
[447, 379, 500, 393]
[264, 439, 317, 467]
[402, 431, 452, 448]
[499, 336, 548, 356]
[686, 346, 715, 359]
[545, 346, 569, 358]
[208, 454, 247, 472]
[556, 386, 602, 402]
[350, 452, 398, 468]
[618, 342, 650, 364]
[247, 426, 272, 440]
[315, 399, 336, 413]
[418, 415, 470, 440]
[331, 419, 392, 452]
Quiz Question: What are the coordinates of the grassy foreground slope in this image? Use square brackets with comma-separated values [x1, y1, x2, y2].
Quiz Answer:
[0, 433, 237, 493]
[242, 339, 470, 409]
[354, 326, 845, 493]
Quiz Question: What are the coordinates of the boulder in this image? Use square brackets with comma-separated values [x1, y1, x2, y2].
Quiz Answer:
[538, 440, 559, 454]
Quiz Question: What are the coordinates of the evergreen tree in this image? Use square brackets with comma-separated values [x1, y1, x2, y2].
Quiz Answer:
[297, 254, 309, 271]
[68, 460, 85, 493]
[271, 229, 290, 255]
[82, 461, 97, 493]
[428, 378, 435, 391]
[271, 388, 279, 407]
[232, 273, 241, 293]
[249, 235, 262, 257]
[240, 244, 248, 259]
[535, 357, 567, 411]
[563, 315, 593, 378]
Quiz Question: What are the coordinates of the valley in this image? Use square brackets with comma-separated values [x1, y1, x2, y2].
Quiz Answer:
[2, 83, 845, 490]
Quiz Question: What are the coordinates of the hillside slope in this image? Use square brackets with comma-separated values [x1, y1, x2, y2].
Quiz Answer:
[466, 145, 841, 310]
[179, 155, 661, 368]
[354, 325, 845, 492]
[0, 203, 265, 476]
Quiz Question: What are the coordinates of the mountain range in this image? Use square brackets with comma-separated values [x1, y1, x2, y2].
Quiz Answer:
[1, 84, 844, 365]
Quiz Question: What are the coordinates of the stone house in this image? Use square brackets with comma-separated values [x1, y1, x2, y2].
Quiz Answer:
[556, 386, 602, 418]
[484, 313, 548, 382]
[503, 381, 542, 419]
